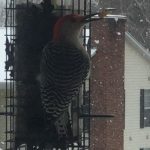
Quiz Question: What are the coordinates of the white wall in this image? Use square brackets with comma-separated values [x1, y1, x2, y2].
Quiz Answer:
[124, 40, 150, 150]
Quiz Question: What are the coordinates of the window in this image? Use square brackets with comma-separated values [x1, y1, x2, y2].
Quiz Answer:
[140, 89, 150, 128]
[140, 148, 150, 150]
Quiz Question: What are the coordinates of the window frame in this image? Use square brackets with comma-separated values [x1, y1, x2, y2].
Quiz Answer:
[140, 89, 150, 128]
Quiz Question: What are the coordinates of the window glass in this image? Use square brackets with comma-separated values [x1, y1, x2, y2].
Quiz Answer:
[144, 90, 150, 108]
[144, 90, 150, 127]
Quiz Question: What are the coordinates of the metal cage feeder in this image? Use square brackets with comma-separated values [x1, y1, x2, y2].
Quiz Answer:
[5, 0, 92, 149]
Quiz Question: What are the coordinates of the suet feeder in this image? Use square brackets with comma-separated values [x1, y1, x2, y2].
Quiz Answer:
[5, 0, 92, 149]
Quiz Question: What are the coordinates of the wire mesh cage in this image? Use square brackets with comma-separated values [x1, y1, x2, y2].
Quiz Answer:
[5, 0, 16, 149]
[5, 0, 93, 149]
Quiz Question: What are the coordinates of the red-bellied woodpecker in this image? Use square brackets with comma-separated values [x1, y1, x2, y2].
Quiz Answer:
[40, 12, 109, 144]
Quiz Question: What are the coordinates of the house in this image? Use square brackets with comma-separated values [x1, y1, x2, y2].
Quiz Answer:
[124, 33, 150, 150]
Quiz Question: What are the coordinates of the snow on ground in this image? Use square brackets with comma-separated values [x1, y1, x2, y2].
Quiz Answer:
[0, 27, 6, 82]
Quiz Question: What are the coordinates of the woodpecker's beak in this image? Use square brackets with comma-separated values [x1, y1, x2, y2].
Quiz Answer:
[82, 8, 116, 23]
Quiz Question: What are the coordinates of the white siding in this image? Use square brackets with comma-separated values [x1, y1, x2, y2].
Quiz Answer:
[124, 41, 150, 150]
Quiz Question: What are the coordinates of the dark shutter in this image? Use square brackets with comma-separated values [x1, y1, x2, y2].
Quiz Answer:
[140, 149, 144, 150]
[140, 89, 144, 128]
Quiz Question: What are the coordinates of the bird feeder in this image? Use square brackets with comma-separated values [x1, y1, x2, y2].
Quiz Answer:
[5, 0, 92, 149]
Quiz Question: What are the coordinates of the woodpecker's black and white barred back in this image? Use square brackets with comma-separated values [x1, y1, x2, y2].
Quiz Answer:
[40, 42, 90, 120]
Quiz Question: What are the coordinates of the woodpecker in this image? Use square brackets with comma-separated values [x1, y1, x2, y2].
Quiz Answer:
[40, 11, 109, 146]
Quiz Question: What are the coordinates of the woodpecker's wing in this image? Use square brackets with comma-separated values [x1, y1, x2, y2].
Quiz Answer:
[40, 41, 90, 119]
[40, 42, 90, 88]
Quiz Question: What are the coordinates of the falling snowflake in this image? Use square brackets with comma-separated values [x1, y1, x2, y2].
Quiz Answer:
[140, 19, 143, 22]
[94, 40, 99, 44]
[116, 32, 121, 35]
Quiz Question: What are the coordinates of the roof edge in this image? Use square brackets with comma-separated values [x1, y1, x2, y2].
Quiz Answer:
[125, 32, 150, 61]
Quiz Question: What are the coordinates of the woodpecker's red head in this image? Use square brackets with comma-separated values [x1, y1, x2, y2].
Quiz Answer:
[53, 14, 82, 41]
[52, 9, 113, 44]
[52, 13, 105, 42]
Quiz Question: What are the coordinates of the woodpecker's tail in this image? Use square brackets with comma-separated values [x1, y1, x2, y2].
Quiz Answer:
[54, 111, 73, 149]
